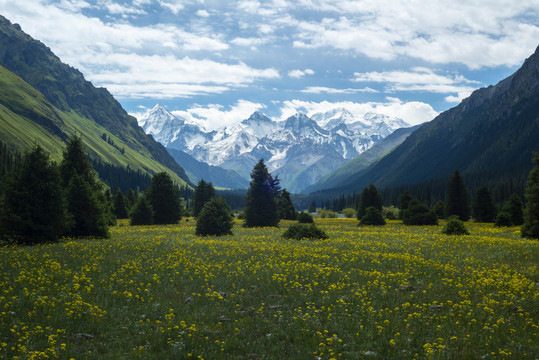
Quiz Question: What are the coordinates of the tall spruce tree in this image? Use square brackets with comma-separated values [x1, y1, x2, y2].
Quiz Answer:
[112, 187, 129, 219]
[445, 170, 470, 221]
[0, 144, 68, 244]
[472, 186, 497, 222]
[521, 153, 539, 239]
[399, 191, 413, 219]
[147, 172, 182, 224]
[244, 159, 280, 227]
[193, 180, 216, 218]
[60, 136, 110, 237]
[130, 196, 154, 225]
[357, 184, 383, 220]
[278, 188, 297, 220]
[503, 194, 524, 226]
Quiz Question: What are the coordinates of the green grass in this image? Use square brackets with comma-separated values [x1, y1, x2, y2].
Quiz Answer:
[0, 219, 537, 359]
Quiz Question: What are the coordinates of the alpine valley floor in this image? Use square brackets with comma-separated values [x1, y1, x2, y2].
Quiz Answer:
[0, 219, 537, 359]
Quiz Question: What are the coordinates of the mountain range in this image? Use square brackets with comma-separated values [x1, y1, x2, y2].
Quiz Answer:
[0, 15, 192, 190]
[139, 105, 410, 192]
[310, 45, 539, 199]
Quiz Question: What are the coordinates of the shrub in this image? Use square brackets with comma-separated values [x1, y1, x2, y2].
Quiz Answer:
[130, 197, 154, 226]
[282, 223, 328, 240]
[196, 197, 233, 236]
[442, 216, 470, 235]
[494, 211, 513, 227]
[342, 208, 356, 218]
[297, 212, 314, 223]
[359, 206, 386, 226]
[402, 199, 438, 225]
[383, 206, 399, 220]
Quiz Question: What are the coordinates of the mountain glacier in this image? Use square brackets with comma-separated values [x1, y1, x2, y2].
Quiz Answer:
[138, 105, 410, 193]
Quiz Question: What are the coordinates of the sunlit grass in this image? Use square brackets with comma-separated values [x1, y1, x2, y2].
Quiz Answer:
[0, 218, 537, 359]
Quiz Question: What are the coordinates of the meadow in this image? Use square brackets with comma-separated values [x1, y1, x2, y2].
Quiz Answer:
[0, 219, 537, 359]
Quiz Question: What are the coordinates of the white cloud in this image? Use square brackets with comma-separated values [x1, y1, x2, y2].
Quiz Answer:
[288, 68, 314, 78]
[301, 86, 378, 94]
[354, 68, 480, 102]
[173, 100, 266, 130]
[278, 98, 439, 126]
[196, 9, 210, 17]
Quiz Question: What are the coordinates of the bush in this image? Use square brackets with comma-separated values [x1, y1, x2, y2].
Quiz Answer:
[402, 199, 438, 225]
[494, 211, 513, 227]
[297, 212, 314, 223]
[359, 206, 386, 226]
[342, 208, 356, 218]
[196, 197, 233, 236]
[282, 223, 328, 240]
[442, 217, 470, 235]
[383, 206, 399, 220]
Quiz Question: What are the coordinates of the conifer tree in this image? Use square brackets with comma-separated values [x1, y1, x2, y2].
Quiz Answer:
[402, 198, 438, 225]
[503, 194, 524, 226]
[60, 136, 110, 237]
[399, 191, 413, 219]
[0, 144, 68, 244]
[432, 200, 445, 219]
[195, 197, 233, 236]
[244, 159, 280, 227]
[130, 196, 154, 225]
[445, 170, 470, 221]
[147, 172, 182, 224]
[359, 206, 386, 226]
[193, 179, 215, 218]
[126, 188, 139, 209]
[357, 184, 383, 220]
[278, 188, 297, 220]
[472, 186, 497, 222]
[112, 187, 129, 219]
[521, 153, 539, 239]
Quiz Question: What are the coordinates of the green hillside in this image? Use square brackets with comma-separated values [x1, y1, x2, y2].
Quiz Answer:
[0, 15, 191, 188]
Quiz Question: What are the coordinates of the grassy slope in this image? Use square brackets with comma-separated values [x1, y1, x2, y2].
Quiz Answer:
[0, 65, 188, 186]
[0, 219, 537, 359]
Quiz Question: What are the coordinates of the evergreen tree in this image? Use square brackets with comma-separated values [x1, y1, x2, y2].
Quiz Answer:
[308, 200, 316, 213]
[60, 136, 110, 237]
[126, 188, 139, 209]
[521, 153, 539, 239]
[112, 187, 129, 219]
[357, 184, 383, 220]
[432, 200, 445, 219]
[0, 145, 68, 244]
[193, 180, 215, 218]
[359, 206, 386, 226]
[445, 170, 470, 221]
[244, 159, 280, 227]
[503, 194, 524, 226]
[278, 188, 297, 220]
[472, 186, 497, 222]
[130, 197, 154, 225]
[399, 191, 413, 219]
[195, 197, 233, 236]
[147, 172, 182, 224]
[402, 198, 438, 225]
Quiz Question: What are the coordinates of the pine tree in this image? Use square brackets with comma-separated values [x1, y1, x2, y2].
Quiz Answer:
[130, 197, 154, 225]
[112, 187, 129, 219]
[60, 136, 110, 237]
[193, 180, 215, 218]
[357, 184, 383, 220]
[126, 188, 139, 209]
[278, 188, 297, 220]
[503, 194, 524, 226]
[0, 144, 68, 244]
[195, 197, 233, 236]
[402, 198, 438, 225]
[244, 159, 280, 227]
[445, 170, 470, 221]
[472, 186, 497, 222]
[521, 153, 539, 239]
[147, 172, 182, 224]
[359, 206, 386, 226]
[432, 200, 445, 219]
[399, 191, 413, 219]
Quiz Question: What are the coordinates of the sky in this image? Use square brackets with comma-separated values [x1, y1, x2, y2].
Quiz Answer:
[1, 0, 538, 130]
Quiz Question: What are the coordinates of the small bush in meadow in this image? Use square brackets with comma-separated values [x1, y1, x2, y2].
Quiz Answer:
[442, 216, 470, 235]
[282, 223, 328, 240]
[297, 212, 314, 223]
[359, 206, 386, 226]
[195, 197, 233, 236]
[342, 208, 356, 218]
[494, 211, 513, 227]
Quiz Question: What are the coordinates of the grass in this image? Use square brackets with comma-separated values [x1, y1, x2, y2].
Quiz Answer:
[0, 219, 537, 359]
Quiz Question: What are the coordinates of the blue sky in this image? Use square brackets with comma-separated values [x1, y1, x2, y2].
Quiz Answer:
[1, 0, 538, 130]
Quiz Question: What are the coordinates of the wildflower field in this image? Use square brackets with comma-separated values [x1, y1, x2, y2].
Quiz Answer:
[0, 219, 537, 359]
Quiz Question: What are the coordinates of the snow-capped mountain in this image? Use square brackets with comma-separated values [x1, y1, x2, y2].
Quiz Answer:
[138, 105, 411, 193]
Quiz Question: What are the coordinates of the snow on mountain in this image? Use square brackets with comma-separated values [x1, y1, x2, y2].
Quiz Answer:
[138, 105, 411, 192]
